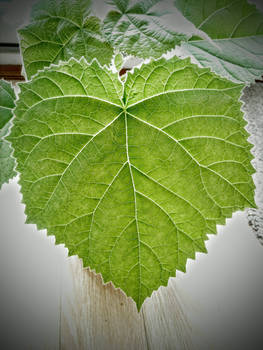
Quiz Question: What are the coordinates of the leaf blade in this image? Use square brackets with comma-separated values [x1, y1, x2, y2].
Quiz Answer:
[175, 0, 263, 82]
[0, 80, 16, 189]
[103, 0, 187, 59]
[19, 0, 114, 79]
[8, 56, 256, 310]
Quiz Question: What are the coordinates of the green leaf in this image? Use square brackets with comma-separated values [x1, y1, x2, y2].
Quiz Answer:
[8, 56, 255, 310]
[0, 80, 16, 189]
[19, 0, 114, 79]
[103, 0, 187, 58]
[114, 52, 124, 71]
[175, 0, 263, 83]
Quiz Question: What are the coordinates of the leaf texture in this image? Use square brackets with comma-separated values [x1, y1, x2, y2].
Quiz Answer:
[103, 0, 187, 58]
[19, 0, 113, 79]
[175, 0, 263, 82]
[8, 56, 256, 309]
[114, 52, 124, 71]
[0, 80, 16, 189]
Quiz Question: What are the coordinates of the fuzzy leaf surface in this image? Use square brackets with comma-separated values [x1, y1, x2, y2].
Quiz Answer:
[103, 0, 187, 58]
[8, 56, 255, 309]
[175, 0, 263, 83]
[0, 80, 16, 189]
[19, 0, 113, 79]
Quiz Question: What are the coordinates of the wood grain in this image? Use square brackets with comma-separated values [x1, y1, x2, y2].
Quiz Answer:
[0, 65, 24, 80]
[60, 256, 148, 350]
[60, 256, 194, 350]
[143, 279, 194, 350]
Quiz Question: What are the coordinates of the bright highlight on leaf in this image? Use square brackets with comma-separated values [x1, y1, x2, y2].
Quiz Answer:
[19, 0, 113, 79]
[8, 56, 255, 309]
[175, 0, 263, 83]
[0, 80, 16, 189]
[103, 0, 187, 59]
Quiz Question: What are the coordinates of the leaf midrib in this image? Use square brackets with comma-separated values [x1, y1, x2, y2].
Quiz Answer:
[124, 111, 142, 305]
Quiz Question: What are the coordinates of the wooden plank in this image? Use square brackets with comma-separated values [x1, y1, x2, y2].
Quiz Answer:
[60, 256, 197, 350]
[0, 65, 24, 80]
[60, 256, 148, 350]
[142, 279, 194, 350]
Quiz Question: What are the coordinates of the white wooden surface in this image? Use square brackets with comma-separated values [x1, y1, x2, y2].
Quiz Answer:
[60, 258, 193, 350]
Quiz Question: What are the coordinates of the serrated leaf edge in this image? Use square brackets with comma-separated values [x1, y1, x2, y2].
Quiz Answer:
[8, 54, 257, 311]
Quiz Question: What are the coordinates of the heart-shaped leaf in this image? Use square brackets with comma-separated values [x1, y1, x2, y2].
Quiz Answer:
[8, 56, 255, 309]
